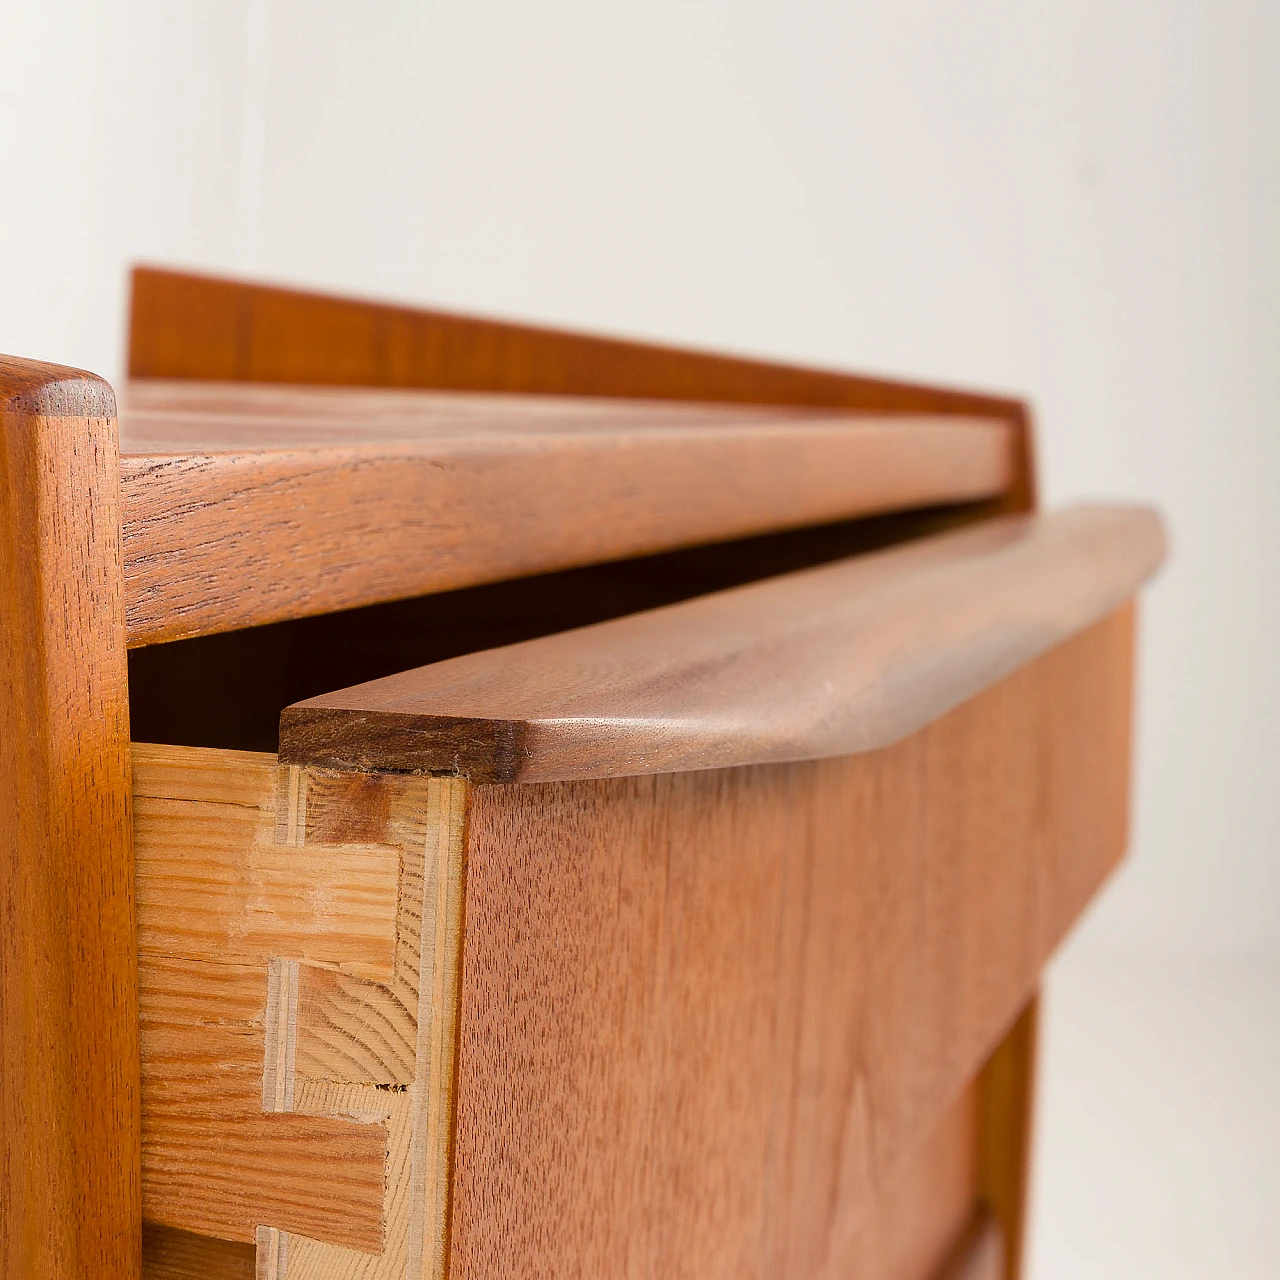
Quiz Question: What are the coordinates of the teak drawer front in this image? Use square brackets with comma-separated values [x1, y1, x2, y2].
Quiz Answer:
[445, 614, 1127, 1280]
[134, 610, 1132, 1280]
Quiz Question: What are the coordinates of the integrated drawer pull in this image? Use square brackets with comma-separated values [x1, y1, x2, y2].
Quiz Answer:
[281, 503, 1165, 782]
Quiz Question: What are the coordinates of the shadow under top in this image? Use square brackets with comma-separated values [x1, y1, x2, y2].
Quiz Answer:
[118, 379, 1014, 646]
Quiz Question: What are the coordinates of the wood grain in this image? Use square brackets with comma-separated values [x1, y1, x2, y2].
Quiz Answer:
[134, 747, 391, 1251]
[134, 610, 1136, 1273]
[134, 746, 467, 1278]
[125, 501, 1001, 757]
[117, 264, 1141, 1274]
[133, 787, 400, 978]
[126, 264, 1037, 514]
[260, 773, 467, 1280]
[141, 1224, 254, 1280]
[282, 506, 1164, 782]
[832, 1084, 979, 1280]
[118, 379, 1014, 645]
[444, 607, 1135, 1279]
[0, 357, 140, 1278]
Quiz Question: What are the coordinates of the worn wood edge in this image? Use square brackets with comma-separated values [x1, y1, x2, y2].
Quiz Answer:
[279, 505, 1165, 782]
[1, 353, 118, 419]
[0, 355, 140, 1277]
[280, 713, 524, 784]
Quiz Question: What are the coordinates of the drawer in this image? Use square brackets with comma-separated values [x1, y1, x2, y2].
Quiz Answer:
[131, 506, 1163, 1280]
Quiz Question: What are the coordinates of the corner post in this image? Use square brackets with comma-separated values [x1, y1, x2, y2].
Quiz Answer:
[0, 357, 140, 1276]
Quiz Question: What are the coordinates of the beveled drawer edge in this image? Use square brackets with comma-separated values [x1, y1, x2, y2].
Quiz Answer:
[282, 504, 1166, 783]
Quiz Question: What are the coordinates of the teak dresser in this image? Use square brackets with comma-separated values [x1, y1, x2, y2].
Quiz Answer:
[0, 267, 1165, 1280]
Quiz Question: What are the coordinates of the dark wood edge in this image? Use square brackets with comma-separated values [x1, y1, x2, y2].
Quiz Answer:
[279, 505, 1165, 783]
[278, 710, 525, 783]
[0, 356, 140, 1277]
[126, 265, 1037, 514]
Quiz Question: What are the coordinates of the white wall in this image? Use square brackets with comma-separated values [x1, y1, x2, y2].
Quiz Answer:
[3, 0, 1277, 1265]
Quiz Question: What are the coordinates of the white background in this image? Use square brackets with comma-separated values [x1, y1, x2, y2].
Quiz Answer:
[3, 2, 1277, 1274]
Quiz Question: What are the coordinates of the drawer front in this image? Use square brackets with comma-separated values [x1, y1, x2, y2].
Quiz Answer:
[836, 1082, 988, 1280]
[446, 611, 1127, 1280]
[134, 607, 1131, 1280]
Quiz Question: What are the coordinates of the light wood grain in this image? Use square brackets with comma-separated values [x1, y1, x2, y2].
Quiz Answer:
[117, 379, 1014, 645]
[134, 746, 467, 1278]
[135, 748, 390, 1251]
[405, 778, 468, 1280]
[259, 773, 467, 1280]
[133, 790, 399, 977]
[0, 357, 140, 1277]
[282, 506, 1163, 782]
[444, 608, 1134, 1278]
